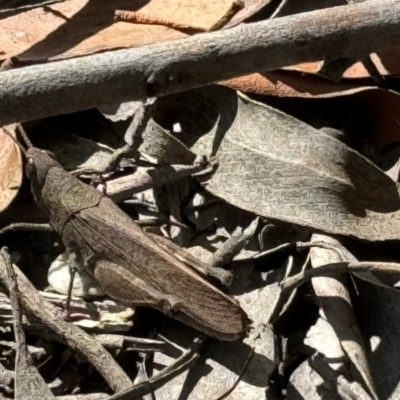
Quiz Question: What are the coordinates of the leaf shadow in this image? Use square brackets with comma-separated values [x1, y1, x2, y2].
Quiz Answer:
[178, 341, 272, 400]
[16, 0, 149, 61]
[154, 85, 238, 157]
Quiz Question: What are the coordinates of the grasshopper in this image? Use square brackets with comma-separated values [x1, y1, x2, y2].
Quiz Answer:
[24, 146, 249, 340]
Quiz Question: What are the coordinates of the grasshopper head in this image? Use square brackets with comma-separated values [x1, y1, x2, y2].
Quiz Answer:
[26, 147, 60, 202]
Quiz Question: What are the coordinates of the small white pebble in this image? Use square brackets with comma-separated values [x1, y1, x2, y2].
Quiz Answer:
[370, 335, 381, 352]
[173, 122, 182, 133]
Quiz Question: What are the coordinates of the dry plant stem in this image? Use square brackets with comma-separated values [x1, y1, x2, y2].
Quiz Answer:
[94, 334, 166, 353]
[269, 0, 288, 19]
[2, 247, 55, 400]
[2, 0, 400, 124]
[212, 347, 254, 400]
[108, 337, 204, 400]
[114, 0, 244, 33]
[114, 10, 205, 32]
[317, 0, 385, 85]
[360, 55, 386, 85]
[281, 261, 400, 292]
[124, 98, 156, 149]
[0, 256, 132, 393]
[297, 241, 345, 253]
[56, 395, 109, 400]
[267, 254, 311, 324]
[85, 99, 157, 175]
[310, 354, 373, 400]
[0, 0, 65, 18]
[0, 57, 21, 71]
[134, 353, 155, 400]
[319, 54, 385, 84]
[0, 223, 52, 236]
[107, 161, 210, 203]
[208, 0, 244, 31]
[251, 242, 294, 260]
[210, 218, 259, 269]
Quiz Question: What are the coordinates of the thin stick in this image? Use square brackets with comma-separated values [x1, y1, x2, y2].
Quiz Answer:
[108, 336, 204, 400]
[0, 254, 132, 393]
[212, 347, 254, 400]
[16, 124, 32, 148]
[281, 261, 400, 292]
[1, 247, 55, 400]
[310, 353, 374, 400]
[114, 0, 244, 33]
[0, 223, 53, 236]
[1, 0, 400, 124]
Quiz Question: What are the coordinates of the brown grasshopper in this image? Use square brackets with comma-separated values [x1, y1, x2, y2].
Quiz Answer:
[24, 146, 249, 341]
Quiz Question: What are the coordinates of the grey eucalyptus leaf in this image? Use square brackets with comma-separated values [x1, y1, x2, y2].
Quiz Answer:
[154, 86, 400, 241]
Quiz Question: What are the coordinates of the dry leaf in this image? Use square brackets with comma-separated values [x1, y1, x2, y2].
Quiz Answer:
[220, 70, 373, 98]
[0, 0, 246, 63]
[310, 234, 377, 399]
[222, 74, 400, 150]
[288, 359, 334, 400]
[270, 0, 400, 80]
[153, 264, 276, 399]
[153, 86, 400, 241]
[0, 126, 22, 213]
[288, 318, 346, 399]
[355, 279, 400, 399]
[288, 51, 400, 79]
[305, 317, 345, 371]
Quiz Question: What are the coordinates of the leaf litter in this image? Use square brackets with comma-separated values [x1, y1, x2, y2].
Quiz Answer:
[3, 0, 400, 399]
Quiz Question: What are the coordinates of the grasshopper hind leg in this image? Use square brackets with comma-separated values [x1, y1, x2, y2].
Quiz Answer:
[93, 259, 183, 315]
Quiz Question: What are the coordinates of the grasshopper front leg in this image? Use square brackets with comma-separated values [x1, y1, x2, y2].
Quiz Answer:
[90, 257, 183, 316]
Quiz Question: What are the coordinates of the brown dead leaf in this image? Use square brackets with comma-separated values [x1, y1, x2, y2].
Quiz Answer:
[289, 50, 400, 79]
[286, 53, 400, 79]
[220, 70, 375, 98]
[222, 72, 400, 150]
[269, 0, 400, 80]
[0, 0, 249, 63]
[0, 126, 22, 213]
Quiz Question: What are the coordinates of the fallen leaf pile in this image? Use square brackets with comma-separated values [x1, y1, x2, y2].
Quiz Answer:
[1, 0, 400, 399]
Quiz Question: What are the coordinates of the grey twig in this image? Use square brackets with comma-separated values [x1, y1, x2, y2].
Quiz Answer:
[280, 261, 400, 292]
[107, 158, 212, 203]
[1, 0, 400, 124]
[108, 336, 204, 400]
[0, 253, 132, 393]
[1, 247, 55, 400]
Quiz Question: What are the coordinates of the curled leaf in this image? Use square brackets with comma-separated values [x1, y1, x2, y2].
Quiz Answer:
[0, 126, 22, 213]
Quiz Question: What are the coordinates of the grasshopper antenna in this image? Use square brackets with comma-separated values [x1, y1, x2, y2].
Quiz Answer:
[16, 123, 33, 149]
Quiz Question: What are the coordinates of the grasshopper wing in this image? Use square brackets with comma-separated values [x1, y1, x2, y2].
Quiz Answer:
[64, 196, 249, 341]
